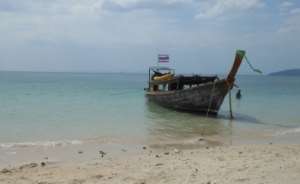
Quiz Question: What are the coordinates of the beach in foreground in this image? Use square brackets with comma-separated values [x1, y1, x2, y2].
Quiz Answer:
[1, 141, 300, 184]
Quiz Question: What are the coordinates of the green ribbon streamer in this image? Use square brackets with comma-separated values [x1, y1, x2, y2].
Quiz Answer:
[244, 55, 263, 74]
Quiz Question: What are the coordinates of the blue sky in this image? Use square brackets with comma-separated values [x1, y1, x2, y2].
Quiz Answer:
[0, 0, 299, 74]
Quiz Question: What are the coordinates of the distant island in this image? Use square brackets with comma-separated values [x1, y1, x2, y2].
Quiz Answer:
[269, 69, 300, 76]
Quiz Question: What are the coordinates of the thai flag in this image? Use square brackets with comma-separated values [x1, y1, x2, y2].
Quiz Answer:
[158, 54, 169, 63]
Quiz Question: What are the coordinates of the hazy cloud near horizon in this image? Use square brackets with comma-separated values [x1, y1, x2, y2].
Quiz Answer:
[0, 0, 299, 74]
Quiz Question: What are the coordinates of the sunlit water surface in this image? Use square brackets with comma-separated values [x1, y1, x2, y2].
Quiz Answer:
[0, 72, 299, 146]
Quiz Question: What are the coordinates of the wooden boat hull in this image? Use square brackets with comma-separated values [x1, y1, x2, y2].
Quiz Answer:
[146, 80, 229, 114]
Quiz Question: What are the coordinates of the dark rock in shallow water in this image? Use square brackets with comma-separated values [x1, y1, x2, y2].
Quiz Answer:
[41, 162, 46, 167]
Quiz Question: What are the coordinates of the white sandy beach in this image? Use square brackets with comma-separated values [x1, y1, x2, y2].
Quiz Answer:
[1, 140, 300, 184]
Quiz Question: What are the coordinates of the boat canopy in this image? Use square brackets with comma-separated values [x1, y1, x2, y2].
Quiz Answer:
[149, 66, 174, 73]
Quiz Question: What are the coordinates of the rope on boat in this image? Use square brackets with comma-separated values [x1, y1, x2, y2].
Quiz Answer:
[229, 89, 233, 119]
[224, 80, 234, 119]
[227, 53, 261, 119]
[244, 55, 263, 74]
[206, 81, 216, 116]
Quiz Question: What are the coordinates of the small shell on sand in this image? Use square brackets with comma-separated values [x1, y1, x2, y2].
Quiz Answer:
[174, 149, 180, 154]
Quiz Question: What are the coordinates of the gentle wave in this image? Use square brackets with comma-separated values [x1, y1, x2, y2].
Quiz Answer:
[275, 127, 300, 136]
[0, 140, 83, 149]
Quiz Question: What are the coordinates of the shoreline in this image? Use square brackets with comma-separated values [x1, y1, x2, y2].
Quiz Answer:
[1, 122, 300, 167]
[1, 122, 300, 183]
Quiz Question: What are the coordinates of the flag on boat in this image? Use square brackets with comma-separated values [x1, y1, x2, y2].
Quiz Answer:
[158, 54, 169, 63]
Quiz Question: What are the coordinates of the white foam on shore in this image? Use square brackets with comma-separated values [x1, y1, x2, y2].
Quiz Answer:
[274, 127, 300, 136]
[0, 140, 83, 149]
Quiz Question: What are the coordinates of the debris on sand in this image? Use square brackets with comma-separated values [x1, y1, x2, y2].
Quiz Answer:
[69, 178, 86, 184]
[0, 168, 12, 174]
[91, 174, 104, 179]
[78, 150, 84, 154]
[174, 149, 180, 154]
[19, 163, 38, 170]
[198, 137, 205, 141]
[37, 182, 51, 184]
[99, 150, 106, 158]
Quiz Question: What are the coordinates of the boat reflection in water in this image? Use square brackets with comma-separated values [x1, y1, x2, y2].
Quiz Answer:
[144, 101, 264, 149]
[144, 101, 235, 149]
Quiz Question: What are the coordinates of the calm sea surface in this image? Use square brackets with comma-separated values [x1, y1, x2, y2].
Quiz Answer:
[0, 71, 300, 144]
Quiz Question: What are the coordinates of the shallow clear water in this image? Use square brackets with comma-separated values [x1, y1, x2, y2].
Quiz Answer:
[0, 71, 299, 144]
[225, 75, 300, 127]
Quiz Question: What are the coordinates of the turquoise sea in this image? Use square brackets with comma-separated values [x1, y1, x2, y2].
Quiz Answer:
[0, 71, 300, 145]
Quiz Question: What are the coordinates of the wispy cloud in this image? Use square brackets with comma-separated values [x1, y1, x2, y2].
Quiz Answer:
[280, 1, 294, 8]
[277, 0, 300, 34]
[279, 1, 294, 15]
[195, 0, 264, 19]
[278, 10, 300, 33]
[290, 8, 300, 14]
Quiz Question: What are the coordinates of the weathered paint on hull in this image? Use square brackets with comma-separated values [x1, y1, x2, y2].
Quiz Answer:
[146, 80, 229, 114]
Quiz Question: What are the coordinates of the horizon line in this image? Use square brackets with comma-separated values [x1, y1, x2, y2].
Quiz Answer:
[0, 69, 267, 76]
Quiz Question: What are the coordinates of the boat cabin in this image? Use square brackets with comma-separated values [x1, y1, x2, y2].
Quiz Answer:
[147, 66, 218, 92]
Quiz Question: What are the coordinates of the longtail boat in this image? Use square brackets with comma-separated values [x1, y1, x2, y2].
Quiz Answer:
[145, 50, 246, 115]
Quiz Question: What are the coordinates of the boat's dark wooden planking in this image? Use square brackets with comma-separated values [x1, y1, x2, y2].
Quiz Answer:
[146, 80, 229, 114]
